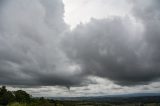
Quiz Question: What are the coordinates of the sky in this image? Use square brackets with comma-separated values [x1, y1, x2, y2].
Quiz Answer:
[0, 0, 160, 97]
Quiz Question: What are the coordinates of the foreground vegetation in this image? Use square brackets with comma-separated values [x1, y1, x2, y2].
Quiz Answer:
[6, 101, 160, 106]
[0, 86, 160, 106]
[0, 86, 56, 106]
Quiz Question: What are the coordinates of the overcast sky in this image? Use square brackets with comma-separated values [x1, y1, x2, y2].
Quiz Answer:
[0, 0, 160, 97]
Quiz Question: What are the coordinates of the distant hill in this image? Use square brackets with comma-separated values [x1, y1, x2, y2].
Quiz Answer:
[49, 93, 160, 104]
[99, 93, 160, 98]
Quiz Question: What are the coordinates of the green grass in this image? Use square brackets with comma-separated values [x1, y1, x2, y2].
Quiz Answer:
[8, 102, 27, 106]
[8, 102, 56, 106]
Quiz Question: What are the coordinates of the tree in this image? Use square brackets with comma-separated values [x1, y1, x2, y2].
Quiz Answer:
[14, 90, 31, 103]
[0, 86, 7, 95]
[0, 86, 15, 105]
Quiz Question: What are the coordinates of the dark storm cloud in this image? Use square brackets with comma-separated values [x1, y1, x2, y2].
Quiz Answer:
[0, 0, 85, 87]
[62, 0, 160, 86]
[0, 0, 160, 87]
[132, 0, 160, 61]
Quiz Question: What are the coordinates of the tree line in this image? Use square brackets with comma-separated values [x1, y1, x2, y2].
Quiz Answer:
[0, 86, 31, 105]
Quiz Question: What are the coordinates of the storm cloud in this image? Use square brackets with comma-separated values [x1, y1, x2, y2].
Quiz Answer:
[0, 0, 85, 87]
[0, 0, 160, 88]
[62, 0, 160, 86]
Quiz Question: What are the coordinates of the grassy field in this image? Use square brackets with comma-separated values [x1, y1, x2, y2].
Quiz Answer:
[7, 101, 160, 106]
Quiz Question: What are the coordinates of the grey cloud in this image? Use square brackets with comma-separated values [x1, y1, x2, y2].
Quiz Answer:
[0, 0, 84, 87]
[132, 0, 160, 61]
[62, 0, 160, 86]
[0, 0, 160, 88]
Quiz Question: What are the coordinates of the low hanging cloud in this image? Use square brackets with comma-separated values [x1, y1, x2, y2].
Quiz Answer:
[0, 0, 160, 87]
